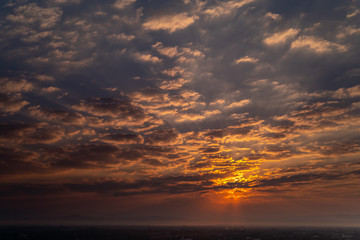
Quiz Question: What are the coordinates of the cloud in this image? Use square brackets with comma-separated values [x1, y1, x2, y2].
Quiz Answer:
[264, 28, 299, 45]
[145, 128, 179, 145]
[347, 8, 360, 18]
[0, 79, 34, 114]
[203, 0, 254, 18]
[143, 13, 197, 33]
[101, 132, 144, 145]
[51, 0, 81, 5]
[0, 122, 65, 144]
[159, 78, 189, 90]
[0, 93, 29, 113]
[162, 66, 185, 77]
[248, 170, 357, 189]
[204, 126, 252, 140]
[224, 99, 251, 109]
[174, 110, 221, 123]
[174, 113, 207, 122]
[108, 33, 135, 41]
[113, 0, 136, 10]
[0, 0, 360, 224]
[210, 99, 226, 106]
[152, 42, 179, 58]
[134, 52, 162, 63]
[129, 87, 219, 124]
[41, 86, 61, 93]
[0, 146, 42, 175]
[73, 97, 146, 120]
[70, 97, 163, 130]
[336, 26, 360, 39]
[180, 47, 205, 58]
[1, 158, 359, 198]
[142, 158, 167, 166]
[36, 74, 55, 82]
[6, 3, 62, 29]
[265, 12, 282, 21]
[235, 56, 258, 64]
[0, 78, 34, 93]
[152, 42, 205, 66]
[130, 89, 203, 113]
[28, 105, 86, 125]
[55, 173, 224, 196]
[290, 36, 348, 53]
[50, 143, 123, 169]
[318, 141, 360, 156]
[333, 84, 360, 98]
[130, 89, 169, 105]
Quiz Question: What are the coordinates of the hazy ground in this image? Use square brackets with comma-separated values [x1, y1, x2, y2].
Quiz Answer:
[1, 226, 360, 240]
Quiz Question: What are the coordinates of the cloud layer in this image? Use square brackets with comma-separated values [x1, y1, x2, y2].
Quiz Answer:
[0, 0, 360, 226]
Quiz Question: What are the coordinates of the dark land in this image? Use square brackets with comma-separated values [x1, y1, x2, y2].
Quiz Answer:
[1, 226, 360, 240]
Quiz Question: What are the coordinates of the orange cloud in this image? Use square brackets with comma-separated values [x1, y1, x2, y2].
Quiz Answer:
[134, 52, 162, 63]
[143, 13, 197, 33]
[235, 56, 258, 64]
[264, 28, 299, 45]
[224, 99, 251, 109]
[291, 36, 348, 53]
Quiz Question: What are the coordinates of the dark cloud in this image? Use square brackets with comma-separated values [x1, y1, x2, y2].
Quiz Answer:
[1, 166, 359, 198]
[73, 97, 146, 119]
[199, 146, 220, 154]
[142, 158, 167, 166]
[318, 141, 360, 156]
[263, 132, 286, 139]
[204, 126, 251, 139]
[50, 143, 120, 169]
[0, 183, 65, 197]
[28, 105, 86, 125]
[0, 172, 223, 197]
[68, 173, 224, 196]
[252, 171, 347, 188]
[145, 128, 178, 145]
[0, 122, 64, 144]
[0, 146, 42, 175]
[188, 160, 212, 170]
[102, 131, 144, 144]
[0, 122, 32, 138]
[271, 119, 295, 129]
[36, 142, 181, 170]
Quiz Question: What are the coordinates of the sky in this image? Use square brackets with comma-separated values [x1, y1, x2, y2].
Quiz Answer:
[0, 0, 360, 227]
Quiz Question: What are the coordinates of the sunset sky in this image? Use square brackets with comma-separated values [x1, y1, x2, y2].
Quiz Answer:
[1, 0, 360, 226]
